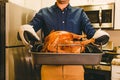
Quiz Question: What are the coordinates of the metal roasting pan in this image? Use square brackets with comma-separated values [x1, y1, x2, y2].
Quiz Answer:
[30, 52, 104, 65]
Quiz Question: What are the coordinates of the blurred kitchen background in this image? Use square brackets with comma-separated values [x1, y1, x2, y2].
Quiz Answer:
[0, 0, 120, 80]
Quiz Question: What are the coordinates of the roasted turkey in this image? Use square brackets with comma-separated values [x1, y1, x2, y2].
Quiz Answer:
[42, 31, 95, 53]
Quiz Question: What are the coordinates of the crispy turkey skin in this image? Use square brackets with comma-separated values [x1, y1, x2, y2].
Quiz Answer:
[42, 31, 95, 53]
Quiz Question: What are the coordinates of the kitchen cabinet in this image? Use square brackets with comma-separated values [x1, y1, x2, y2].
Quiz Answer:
[70, 0, 115, 6]
[40, 0, 85, 8]
[111, 58, 120, 80]
[40, 0, 87, 8]
[92, 0, 115, 5]
[36, 0, 115, 8]
[41, 0, 56, 8]
[70, 0, 88, 6]
[114, 0, 120, 29]
[111, 65, 120, 80]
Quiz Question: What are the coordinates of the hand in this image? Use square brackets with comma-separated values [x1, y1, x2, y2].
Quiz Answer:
[18, 24, 40, 45]
[93, 29, 110, 46]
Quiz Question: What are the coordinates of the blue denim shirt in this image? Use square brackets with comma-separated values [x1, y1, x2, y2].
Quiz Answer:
[29, 3, 95, 39]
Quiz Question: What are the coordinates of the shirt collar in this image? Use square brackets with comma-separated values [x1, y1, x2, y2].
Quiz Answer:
[52, 2, 72, 11]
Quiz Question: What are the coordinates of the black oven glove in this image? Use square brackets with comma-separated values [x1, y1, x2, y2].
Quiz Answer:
[85, 43, 102, 53]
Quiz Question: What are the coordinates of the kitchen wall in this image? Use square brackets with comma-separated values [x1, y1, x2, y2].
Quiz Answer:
[106, 30, 120, 47]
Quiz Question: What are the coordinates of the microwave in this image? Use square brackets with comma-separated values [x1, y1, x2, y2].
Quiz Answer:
[79, 3, 115, 29]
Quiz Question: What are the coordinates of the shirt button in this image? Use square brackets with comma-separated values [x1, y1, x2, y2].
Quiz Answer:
[62, 21, 65, 23]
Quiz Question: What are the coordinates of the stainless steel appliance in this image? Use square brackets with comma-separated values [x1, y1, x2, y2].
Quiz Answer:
[2, 2, 37, 80]
[79, 3, 115, 29]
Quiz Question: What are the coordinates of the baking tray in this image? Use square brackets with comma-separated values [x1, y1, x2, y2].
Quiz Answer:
[30, 52, 104, 65]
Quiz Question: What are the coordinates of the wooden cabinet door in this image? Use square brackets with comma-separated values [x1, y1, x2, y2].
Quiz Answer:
[92, 0, 115, 5]
[41, 0, 56, 8]
[70, 0, 89, 6]
[114, 0, 120, 29]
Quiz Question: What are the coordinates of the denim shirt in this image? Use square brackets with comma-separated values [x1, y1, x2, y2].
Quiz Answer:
[29, 3, 95, 39]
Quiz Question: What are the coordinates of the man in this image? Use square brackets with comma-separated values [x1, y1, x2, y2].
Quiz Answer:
[19, 0, 106, 80]
[29, 0, 95, 39]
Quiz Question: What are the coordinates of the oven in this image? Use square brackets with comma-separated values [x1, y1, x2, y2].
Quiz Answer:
[84, 53, 117, 80]
[85, 67, 111, 80]
[79, 3, 115, 29]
